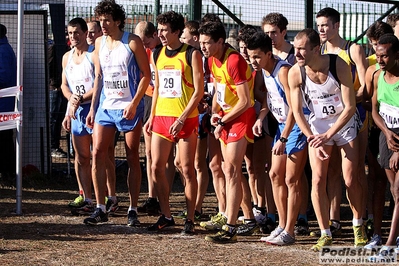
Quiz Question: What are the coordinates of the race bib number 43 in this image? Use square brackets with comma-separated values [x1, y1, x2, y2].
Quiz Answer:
[312, 94, 343, 119]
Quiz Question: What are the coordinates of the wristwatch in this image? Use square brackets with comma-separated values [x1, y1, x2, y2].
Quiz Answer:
[279, 137, 288, 143]
[217, 118, 225, 127]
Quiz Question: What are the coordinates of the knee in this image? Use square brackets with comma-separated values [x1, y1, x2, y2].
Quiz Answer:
[126, 150, 139, 165]
[285, 174, 299, 189]
[75, 153, 90, 166]
[343, 176, 357, 189]
[209, 160, 221, 173]
[269, 170, 280, 184]
[145, 147, 151, 159]
[311, 175, 325, 190]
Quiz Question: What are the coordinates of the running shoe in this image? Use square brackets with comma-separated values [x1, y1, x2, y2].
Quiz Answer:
[127, 210, 140, 226]
[364, 234, 382, 250]
[260, 226, 284, 242]
[369, 246, 396, 263]
[174, 209, 202, 220]
[200, 213, 227, 231]
[294, 218, 310, 236]
[311, 234, 333, 252]
[237, 222, 260, 236]
[68, 194, 84, 208]
[137, 198, 161, 215]
[147, 214, 175, 231]
[71, 201, 94, 216]
[106, 198, 119, 215]
[181, 219, 195, 235]
[267, 231, 295, 245]
[253, 207, 267, 224]
[205, 225, 237, 244]
[83, 208, 108, 225]
[365, 218, 374, 239]
[259, 217, 276, 234]
[310, 221, 342, 237]
[353, 225, 368, 247]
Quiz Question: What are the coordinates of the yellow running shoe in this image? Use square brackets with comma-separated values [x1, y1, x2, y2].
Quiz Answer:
[68, 194, 84, 208]
[205, 224, 237, 244]
[200, 213, 227, 231]
[311, 234, 333, 252]
[353, 225, 368, 247]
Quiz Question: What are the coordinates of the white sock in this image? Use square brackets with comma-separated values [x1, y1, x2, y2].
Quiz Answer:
[128, 207, 137, 213]
[97, 204, 106, 213]
[352, 218, 363, 226]
[109, 196, 117, 202]
[321, 229, 332, 237]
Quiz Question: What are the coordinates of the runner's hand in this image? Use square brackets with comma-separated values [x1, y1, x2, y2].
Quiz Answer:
[252, 118, 263, 137]
[62, 115, 71, 132]
[315, 145, 329, 161]
[389, 152, 399, 172]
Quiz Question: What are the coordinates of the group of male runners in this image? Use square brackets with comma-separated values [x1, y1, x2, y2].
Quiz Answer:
[61, 0, 399, 255]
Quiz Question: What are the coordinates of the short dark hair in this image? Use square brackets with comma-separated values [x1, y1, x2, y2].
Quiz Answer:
[246, 32, 273, 54]
[185, 20, 200, 37]
[295, 28, 320, 49]
[143, 21, 157, 38]
[378, 33, 399, 54]
[200, 13, 222, 25]
[236, 25, 258, 45]
[387, 13, 399, 29]
[366, 21, 393, 41]
[68, 17, 88, 32]
[316, 7, 341, 24]
[94, 0, 126, 30]
[157, 11, 185, 37]
[198, 21, 226, 43]
[0, 24, 7, 39]
[261, 13, 289, 32]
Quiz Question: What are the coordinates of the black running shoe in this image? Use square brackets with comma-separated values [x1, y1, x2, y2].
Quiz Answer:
[147, 214, 175, 231]
[127, 210, 140, 226]
[137, 198, 161, 216]
[260, 217, 276, 234]
[106, 198, 119, 215]
[181, 219, 195, 235]
[294, 218, 310, 236]
[237, 222, 260, 236]
[84, 208, 108, 225]
[71, 201, 94, 216]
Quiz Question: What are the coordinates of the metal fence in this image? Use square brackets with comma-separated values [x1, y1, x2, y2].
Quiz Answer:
[0, 0, 398, 176]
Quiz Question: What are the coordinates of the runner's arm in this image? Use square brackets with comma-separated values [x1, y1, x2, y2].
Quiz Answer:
[288, 64, 313, 138]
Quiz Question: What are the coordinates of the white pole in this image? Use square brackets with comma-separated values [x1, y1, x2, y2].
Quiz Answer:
[16, 0, 24, 215]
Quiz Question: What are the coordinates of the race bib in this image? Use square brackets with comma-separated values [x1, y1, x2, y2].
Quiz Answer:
[267, 94, 288, 123]
[216, 83, 231, 110]
[103, 71, 129, 99]
[158, 69, 182, 98]
[71, 76, 92, 96]
[379, 102, 399, 128]
[312, 94, 343, 119]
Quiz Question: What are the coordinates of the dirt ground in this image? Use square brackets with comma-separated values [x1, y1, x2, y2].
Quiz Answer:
[0, 161, 395, 266]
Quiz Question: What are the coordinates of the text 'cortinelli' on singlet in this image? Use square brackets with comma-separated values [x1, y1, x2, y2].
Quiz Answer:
[377, 71, 399, 129]
[210, 46, 254, 112]
[154, 43, 198, 118]
[99, 32, 141, 110]
[65, 46, 95, 105]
